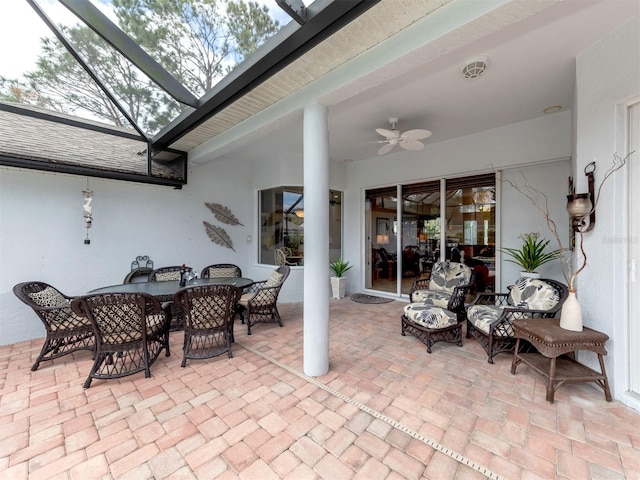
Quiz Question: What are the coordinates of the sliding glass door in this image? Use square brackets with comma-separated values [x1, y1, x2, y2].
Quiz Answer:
[365, 174, 495, 296]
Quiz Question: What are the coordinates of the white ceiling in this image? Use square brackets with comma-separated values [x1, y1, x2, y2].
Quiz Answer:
[189, 0, 639, 166]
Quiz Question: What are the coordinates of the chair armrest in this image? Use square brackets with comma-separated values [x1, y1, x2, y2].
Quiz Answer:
[409, 278, 431, 298]
[487, 307, 556, 337]
[468, 292, 509, 308]
[447, 272, 475, 313]
[244, 280, 267, 295]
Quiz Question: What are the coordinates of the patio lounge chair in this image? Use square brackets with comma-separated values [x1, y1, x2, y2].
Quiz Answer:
[173, 284, 241, 366]
[238, 266, 290, 335]
[466, 277, 568, 363]
[71, 292, 171, 388]
[13, 281, 95, 371]
[401, 261, 474, 353]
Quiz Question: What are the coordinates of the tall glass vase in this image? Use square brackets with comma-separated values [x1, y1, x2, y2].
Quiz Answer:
[560, 290, 583, 331]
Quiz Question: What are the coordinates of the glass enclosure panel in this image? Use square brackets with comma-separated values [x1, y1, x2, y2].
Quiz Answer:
[400, 182, 440, 294]
[445, 180, 496, 292]
[259, 187, 342, 266]
[366, 188, 398, 294]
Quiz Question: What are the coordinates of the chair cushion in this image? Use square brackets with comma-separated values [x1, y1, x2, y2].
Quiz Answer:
[238, 293, 252, 306]
[155, 271, 181, 281]
[207, 268, 237, 278]
[428, 262, 472, 294]
[467, 304, 509, 336]
[508, 278, 560, 310]
[265, 270, 284, 288]
[403, 303, 457, 329]
[28, 286, 68, 307]
[411, 289, 451, 308]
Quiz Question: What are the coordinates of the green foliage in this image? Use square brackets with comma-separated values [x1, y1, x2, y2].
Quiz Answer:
[2, 0, 280, 133]
[329, 258, 352, 277]
[501, 232, 564, 273]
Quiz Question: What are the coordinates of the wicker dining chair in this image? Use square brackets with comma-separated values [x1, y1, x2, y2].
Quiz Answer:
[238, 266, 290, 335]
[200, 264, 242, 279]
[173, 284, 241, 367]
[149, 265, 193, 330]
[13, 281, 95, 371]
[70, 292, 171, 388]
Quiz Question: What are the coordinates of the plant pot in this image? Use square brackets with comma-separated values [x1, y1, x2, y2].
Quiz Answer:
[330, 276, 347, 299]
[560, 290, 583, 331]
[519, 271, 541, 279]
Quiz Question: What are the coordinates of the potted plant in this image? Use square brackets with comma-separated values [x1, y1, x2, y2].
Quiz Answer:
[329, 258, 352, 299]
[501, 232, 563, 278]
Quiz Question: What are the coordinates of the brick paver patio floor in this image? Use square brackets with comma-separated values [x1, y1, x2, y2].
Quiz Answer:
[1, 299, 639, 479]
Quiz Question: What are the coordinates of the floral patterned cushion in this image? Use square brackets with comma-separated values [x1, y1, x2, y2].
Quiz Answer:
[428, 262, 472, 294]
[467, 304, 511, 336]
[403, 303, 457, 329]
[410, 290, 451, 308]
[507, 278, 560, 310]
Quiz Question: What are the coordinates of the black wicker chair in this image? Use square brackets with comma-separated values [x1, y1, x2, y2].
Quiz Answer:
[149, 265, 193, 330]
[401, 261, 474, 353]
[466, 277, 568, 363]
[13, 281, 95, 371]
[123, 255, 154, 283]
[238, 266, 290, 335]
[71, 292, 171, 388]
[173, 284, 241, 367]
[200, 264, 242, 279]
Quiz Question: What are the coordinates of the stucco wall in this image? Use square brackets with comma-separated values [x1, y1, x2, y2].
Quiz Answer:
[0, 159, 254, 345]
[574, 16, 640, 407]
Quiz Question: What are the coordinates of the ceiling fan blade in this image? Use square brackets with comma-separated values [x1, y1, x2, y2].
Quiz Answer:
[377, 143, 395, 155]
[401, 129, 432, 141]
[376, 128, 399, 139]
[400, 140, 425, 151]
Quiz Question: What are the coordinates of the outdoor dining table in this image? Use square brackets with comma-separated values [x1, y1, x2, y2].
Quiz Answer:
[88, 277, 254, 335]
[88, 277, 254, 302]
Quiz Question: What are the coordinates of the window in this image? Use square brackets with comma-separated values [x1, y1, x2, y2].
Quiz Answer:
[259, 187, 343, 266]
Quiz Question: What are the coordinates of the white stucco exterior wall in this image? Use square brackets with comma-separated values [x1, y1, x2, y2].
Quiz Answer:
[0, 158, 255, 345]
[574, 16, 640, 408]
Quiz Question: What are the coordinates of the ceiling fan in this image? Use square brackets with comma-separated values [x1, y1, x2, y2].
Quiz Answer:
[375, 117, 432, 155]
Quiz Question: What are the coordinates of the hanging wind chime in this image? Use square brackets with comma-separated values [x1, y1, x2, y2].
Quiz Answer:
[82, 180, 93, 244]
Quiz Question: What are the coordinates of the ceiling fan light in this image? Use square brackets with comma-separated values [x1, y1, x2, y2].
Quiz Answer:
[461, 55, 489, 79]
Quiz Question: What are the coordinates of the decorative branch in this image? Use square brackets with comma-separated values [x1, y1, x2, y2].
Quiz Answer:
[501, 151, 634, 291]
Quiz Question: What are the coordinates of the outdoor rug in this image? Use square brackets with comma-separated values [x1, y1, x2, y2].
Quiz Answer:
[350, 293, 395, 304]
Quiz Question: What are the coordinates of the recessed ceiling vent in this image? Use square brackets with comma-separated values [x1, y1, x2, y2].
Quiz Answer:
[461, 55, 489, 79]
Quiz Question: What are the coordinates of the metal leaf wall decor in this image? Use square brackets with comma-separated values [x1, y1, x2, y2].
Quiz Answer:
[205, 203, 244, 226]
[203, 221, 235, 251]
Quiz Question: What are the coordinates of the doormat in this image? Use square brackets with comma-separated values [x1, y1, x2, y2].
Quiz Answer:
[350, 293, 394, 304]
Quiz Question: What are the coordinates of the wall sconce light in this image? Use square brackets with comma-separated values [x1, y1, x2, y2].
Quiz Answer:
[294, 209, 304, 218]
[418, 233, 428, 241]
[567, 162, 595, 233]
[376, 234, 389, 245]
[82, 182, 93, 244]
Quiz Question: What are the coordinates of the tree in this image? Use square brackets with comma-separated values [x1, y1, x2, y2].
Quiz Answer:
[1, 0, 280, 134]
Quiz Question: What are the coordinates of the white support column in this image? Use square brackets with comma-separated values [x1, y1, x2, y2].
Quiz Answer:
[303, 103, 330, 376]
